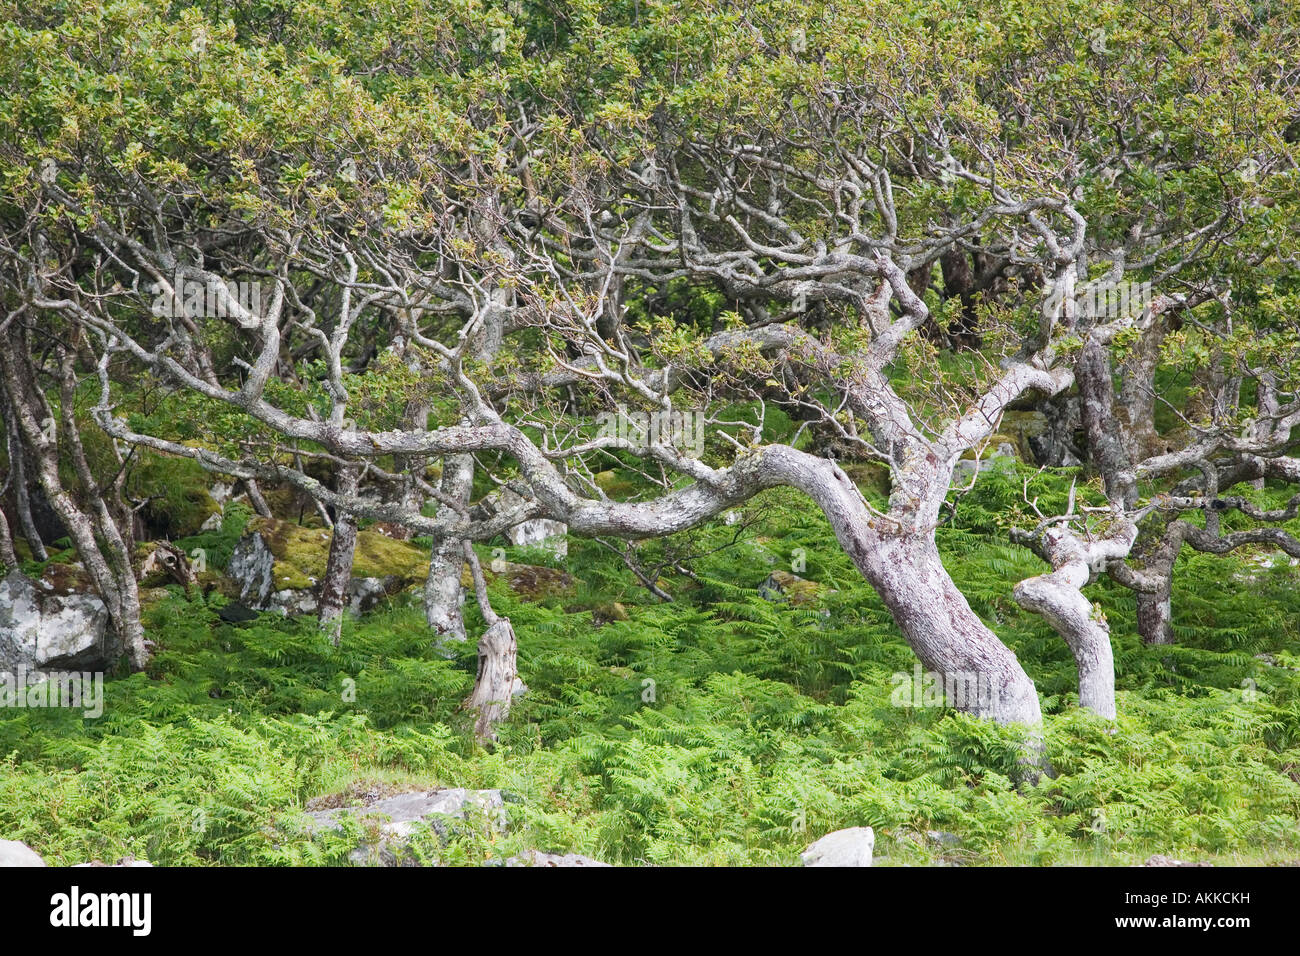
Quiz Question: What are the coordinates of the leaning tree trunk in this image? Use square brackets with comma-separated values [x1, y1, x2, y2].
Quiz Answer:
[865, 534, 1044, 725]
[763, 449, 1045, 728]
[1010, 517, 1137, 719]
[318, 464, 360, 645]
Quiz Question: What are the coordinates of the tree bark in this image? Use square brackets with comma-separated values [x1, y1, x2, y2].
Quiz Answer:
[0, 503, 17, 570]
[867, 534, 1043, 724]
[3, 399, 47, 561]
[1011, 518, 1136, 719]
[318, 463, 360, 645]
[462, 541, 518, 742]
[424, 453, 473, 646]
[0, 324, 147, 670]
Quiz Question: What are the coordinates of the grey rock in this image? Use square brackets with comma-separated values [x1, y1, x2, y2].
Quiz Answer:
[72, 857, 153, 867]
[227, 531, 276, 608]
[0, 571, 120, 674]
[227, 531, 404, 617]
[305, 788, 508, 866]
[801, 827, 875, 867]
[506, 519, 568, 559]
[501, 850, 610, 867]
[0, 840, 46, 867]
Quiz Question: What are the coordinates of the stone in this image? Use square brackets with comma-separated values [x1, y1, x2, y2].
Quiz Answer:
[72, 857, 153, 867]
[0, 570, 121, 675]
[506, 518, 569, 559]
[759, 569, 828, 607]
[900, 828, 962, 848]
[304, 787, 508, 866]
[500, 850, 610, 867]
[801, 827, 875, 867]
[1141, 854, 1211, 867]
[0, 840, 46, 867]
[224, 516, 427, 616]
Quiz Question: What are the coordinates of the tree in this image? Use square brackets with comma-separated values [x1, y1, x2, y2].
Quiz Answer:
[2, 0, 1296, 738]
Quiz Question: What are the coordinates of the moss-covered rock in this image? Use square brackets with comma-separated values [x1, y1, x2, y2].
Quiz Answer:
[999, 410, 1050, 460]
[758, 569, 828, 607]
[462, 561, 576, 601]
[251, 516, 427, 588]
[225, 516, 429, 613]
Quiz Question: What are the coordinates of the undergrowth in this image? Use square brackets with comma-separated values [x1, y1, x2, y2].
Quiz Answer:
[2, 469, 1298, 865]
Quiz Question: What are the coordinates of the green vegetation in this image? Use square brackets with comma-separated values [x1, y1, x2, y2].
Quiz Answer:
[3, 470, 1297, 866]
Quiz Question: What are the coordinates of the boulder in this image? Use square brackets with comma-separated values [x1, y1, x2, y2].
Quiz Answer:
[473, 487, 568, 559]
[198, 482, 237, 531]
[72, 857, 153, 867]
[0, 569, 121, 674]
[506, 519, 568, 559]
[801, 827, 875, 867]
[304, 787, 507, 866]
[759, 569, 828, 607]
[0, 840, 46, 867]
[500, 850, 610, 867]
[225, 516, 428, 615]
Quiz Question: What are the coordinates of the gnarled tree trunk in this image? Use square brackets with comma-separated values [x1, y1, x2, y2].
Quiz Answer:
[318, 463, 360, 645]
[424, 453, 473, 645]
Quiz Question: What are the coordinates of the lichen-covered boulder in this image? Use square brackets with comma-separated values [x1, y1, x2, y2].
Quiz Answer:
[0, 569, 121, 674]
[801, 827, 875, 867]
[758, 569, 828, 607]
[0, 840, 45, 867]
[500, 850, 610, 867]
[225, 516, 428, 615]
[304, 787, 507, 866]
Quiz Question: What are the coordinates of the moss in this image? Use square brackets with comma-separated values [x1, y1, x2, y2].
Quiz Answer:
[840, 461, 890, 495]
[246, 516, 428, 591]
[999, 411, 1050, 460]
[126, 452, 221, 538]
[593, 470, 640, 498]
[39, 563, 93, 595]
[762, 569, 826, 607]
